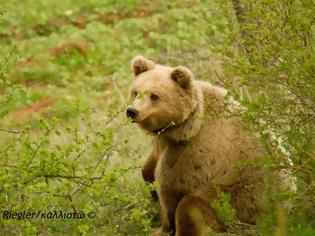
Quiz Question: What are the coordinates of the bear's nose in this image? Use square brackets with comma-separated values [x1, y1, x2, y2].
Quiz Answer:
[126, 107, 139, 120]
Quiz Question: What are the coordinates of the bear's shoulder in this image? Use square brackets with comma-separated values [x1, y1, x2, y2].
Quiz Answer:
[195, 80, 227, 99]
[194, 80, 244, 117]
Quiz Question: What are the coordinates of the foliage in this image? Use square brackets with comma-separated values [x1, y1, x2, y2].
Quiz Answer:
[213, 0, 315, 235]
[0, 0, 314, 235]
[211, 188, 236, 223]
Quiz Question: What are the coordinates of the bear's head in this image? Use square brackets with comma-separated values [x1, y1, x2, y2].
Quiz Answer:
[126, 55, 203, 141]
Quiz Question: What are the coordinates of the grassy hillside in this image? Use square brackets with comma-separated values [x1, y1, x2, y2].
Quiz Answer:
[0, 1, 229, 235]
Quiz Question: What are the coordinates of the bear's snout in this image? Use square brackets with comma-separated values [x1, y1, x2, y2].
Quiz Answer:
[126, 107, 139, 120]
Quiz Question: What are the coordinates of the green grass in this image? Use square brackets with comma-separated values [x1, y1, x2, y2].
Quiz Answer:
[0, 0, 233, 234]
[1, 0, 314, 235]
[0, 0, 228, 122]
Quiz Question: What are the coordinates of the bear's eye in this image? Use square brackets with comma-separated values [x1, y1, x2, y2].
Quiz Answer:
[150, 94, 159, 101]
[132, 91, 138, 97]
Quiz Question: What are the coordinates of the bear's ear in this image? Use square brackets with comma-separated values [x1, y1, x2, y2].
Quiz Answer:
[171, 66, 193, 89]
[131, 55, 155, 77]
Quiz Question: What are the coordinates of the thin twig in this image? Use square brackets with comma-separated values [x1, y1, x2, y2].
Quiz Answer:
[3, 164, 18, 168]
[0, 128, 20, 134]
[95, 108, 123, 127]
[73, 147, 86, 161]
[111, 75, 127, 104]
[38, 174, 104, 180]
[26, 141, 43, 167]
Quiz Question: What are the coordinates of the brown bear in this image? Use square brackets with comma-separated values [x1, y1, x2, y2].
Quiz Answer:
[126, 55, 291, 236]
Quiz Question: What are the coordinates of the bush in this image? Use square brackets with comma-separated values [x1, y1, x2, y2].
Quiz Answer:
[213, 0, 315, 234]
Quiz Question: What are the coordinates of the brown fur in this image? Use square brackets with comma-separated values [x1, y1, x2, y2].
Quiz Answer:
[127, 56, 271, 236]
